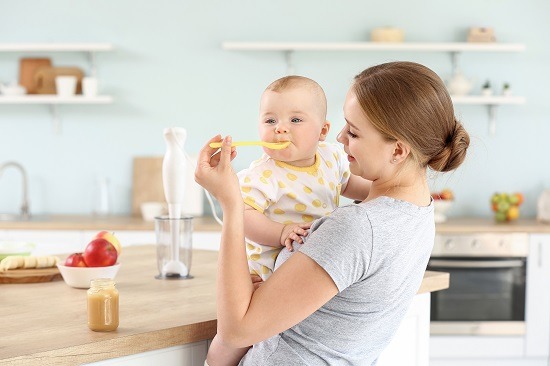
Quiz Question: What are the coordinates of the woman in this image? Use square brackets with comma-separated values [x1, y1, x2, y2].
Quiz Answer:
[195, 61, 470, 365]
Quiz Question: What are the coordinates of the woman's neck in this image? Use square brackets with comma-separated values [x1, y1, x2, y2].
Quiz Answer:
[365, 168, 431, 207]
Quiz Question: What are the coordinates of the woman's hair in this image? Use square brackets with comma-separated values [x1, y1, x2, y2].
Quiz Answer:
[353, 61, 469, 172]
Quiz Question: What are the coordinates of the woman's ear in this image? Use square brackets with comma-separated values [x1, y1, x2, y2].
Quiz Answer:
[392, 140, 411, 163]
[319, 120, 331, 141]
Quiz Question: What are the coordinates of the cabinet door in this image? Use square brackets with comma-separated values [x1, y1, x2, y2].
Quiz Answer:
[2, 229, 84, 255]
[525, 234, 550, 357]
[377, 292, 430, 366]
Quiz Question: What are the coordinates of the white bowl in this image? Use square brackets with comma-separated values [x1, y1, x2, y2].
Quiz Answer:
[434, 200, 453, 223]
[57, 263, 120, 289]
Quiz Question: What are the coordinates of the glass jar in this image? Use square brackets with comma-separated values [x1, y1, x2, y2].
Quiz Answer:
[87, 278, 119, 332]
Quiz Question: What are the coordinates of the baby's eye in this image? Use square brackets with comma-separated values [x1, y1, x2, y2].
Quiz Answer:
[291, 118, 303, 123]
[265, 119, 276, 124]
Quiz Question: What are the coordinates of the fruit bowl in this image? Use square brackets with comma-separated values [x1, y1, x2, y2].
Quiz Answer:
[57, 263, 120, 289]
[434, 200, 453, 223]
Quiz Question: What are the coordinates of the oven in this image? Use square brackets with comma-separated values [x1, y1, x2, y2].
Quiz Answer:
[427, 233, 528, 336]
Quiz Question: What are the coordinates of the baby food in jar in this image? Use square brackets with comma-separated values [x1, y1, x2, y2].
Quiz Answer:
[87, 278, 119, 331]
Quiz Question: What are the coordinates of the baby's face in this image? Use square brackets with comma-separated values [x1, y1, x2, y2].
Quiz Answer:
[258, 87, 328, 167]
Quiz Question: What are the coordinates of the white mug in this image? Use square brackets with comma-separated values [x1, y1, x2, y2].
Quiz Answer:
[55, 76, 77, 97]
[82, 77, 99, 97]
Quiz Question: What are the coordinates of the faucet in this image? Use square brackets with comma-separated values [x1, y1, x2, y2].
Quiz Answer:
[0, 161, 30, 219]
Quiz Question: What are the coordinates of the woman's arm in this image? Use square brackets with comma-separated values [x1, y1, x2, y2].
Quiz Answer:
[196, 136, 338, 348]
[342, 174, 372, 201]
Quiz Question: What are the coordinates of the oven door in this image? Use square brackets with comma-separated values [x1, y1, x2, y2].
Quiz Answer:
[427, 257, 526, 335]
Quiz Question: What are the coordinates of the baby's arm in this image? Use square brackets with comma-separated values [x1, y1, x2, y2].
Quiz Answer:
[341, 174, 372, 201]
[244, 205, 310, 251]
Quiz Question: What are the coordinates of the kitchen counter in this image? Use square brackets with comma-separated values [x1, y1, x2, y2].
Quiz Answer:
[0, 215, 221, 232]
[0, 215, 549, 233]
[436, 217, 550, 233]
[0, 245, 449, 366]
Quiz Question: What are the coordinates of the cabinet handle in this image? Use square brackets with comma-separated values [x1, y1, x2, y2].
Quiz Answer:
[539, 242, 543, 268]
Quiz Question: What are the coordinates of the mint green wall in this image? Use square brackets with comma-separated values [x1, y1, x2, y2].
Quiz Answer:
[0, 0, 548, 218]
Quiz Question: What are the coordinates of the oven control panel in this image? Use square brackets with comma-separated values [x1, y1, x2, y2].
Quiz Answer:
[432, 233, 529, 257]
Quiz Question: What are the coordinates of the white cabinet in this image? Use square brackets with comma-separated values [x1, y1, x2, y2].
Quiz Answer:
[525, 234, 550, 357]
[1, 229, 85, 256]
[378, 292, 431, 366]
[0, 229, 221, 256]
[84, 342, 208, 366]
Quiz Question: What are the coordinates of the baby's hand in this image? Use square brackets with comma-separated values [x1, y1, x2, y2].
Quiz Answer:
[280, 223, 312, 252]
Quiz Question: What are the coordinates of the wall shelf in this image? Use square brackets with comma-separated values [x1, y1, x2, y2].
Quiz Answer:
[223, 41, 526, 135]
[222, 42, 526, 53]
[0, 95, 113, 104]
[0, 43, 114, 134]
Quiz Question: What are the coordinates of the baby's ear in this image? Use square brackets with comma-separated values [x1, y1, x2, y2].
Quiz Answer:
[319, 120, 331, 141]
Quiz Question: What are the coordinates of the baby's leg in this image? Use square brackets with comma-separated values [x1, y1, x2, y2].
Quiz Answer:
[206, 334, 251, 366]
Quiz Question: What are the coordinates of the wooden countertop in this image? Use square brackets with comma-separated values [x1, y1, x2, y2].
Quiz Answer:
[0, 215, 550, 233]
[0, 245, 448, 366]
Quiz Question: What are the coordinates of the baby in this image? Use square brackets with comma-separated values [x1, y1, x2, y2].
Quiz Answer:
[238, 75, 371, 281]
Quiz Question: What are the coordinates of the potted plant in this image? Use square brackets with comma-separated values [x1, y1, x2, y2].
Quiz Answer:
[502, 82, 512, 96]
[481, 80, 493, 96]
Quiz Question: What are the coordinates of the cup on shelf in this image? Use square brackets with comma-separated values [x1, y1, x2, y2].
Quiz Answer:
[55, 76, 77, 97]
[82, 77, 99, 97]
[140, 202, 166, 221]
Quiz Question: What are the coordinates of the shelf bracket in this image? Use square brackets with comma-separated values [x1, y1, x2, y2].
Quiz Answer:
[87, 51, 97, 77]
[488, 104, 497, 136]
[284, 50, 295, 75]
[450, 51, 461, 74]
[49, 104, 62, 134]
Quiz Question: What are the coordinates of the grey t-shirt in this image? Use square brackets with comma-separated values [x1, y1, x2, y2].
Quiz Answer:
[239, 196, 435, 366]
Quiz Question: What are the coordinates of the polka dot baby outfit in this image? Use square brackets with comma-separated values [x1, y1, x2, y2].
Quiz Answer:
[237, 142, 351, 280]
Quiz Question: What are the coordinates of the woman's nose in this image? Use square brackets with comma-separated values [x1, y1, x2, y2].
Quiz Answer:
[336, 128, 346, 143]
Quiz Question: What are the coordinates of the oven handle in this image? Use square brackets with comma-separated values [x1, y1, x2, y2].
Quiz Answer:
[428, 259, 524, 268]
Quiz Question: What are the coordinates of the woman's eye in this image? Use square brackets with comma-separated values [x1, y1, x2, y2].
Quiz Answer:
[291, 118, 302, 123]
[347, 129, 358, 138]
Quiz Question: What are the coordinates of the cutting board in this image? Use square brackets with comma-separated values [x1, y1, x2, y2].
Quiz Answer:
[0, 267, 61, 284]
[131, 157, 204, 217]
[34, 66, 84, 94]
[18, 58, 52, 94]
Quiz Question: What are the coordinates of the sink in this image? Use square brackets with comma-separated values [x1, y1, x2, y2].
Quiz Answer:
[0, 213, 30, 221]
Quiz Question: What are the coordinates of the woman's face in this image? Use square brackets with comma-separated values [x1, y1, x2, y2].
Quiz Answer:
[337, 89, 396, 181]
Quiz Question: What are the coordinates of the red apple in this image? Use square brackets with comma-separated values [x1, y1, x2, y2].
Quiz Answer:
[83, 238, 118, 267]
[93, 231, 122, 255]
[65, 252, 87, 267]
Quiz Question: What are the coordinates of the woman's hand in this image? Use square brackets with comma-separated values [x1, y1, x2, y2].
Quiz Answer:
[195, 135, 241, 209]
[280, 223, 311, 251]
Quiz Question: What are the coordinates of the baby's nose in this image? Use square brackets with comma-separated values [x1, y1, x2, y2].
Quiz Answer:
[275, 125, 289, 134]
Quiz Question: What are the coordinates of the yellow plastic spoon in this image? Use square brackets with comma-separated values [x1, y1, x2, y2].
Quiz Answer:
[209, 141, 290, 150]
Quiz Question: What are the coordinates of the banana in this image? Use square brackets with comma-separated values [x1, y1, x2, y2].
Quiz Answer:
[0, 255, 59, 271]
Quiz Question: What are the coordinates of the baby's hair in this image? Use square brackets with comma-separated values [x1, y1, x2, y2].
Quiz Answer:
[265, 75, 328, 119]
[353, 61, 469, 172]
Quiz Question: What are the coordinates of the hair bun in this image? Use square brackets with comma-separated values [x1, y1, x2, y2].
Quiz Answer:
[428, 120, 470, 172]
